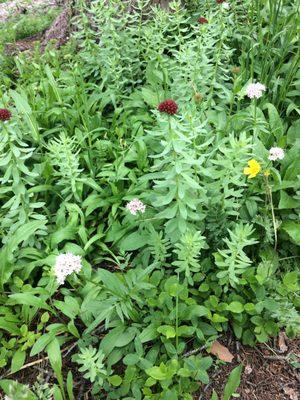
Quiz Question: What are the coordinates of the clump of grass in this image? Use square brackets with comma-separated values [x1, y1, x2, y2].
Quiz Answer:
[0, 7, 61, 43]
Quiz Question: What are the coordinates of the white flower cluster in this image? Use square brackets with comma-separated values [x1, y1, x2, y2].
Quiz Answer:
[268, 147, 285, 161]
[126, 198, 146, 215]
[54, 253, 82, 285]
[246, 82, 266, 99]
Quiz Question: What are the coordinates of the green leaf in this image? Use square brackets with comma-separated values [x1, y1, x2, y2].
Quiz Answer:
[11, 349, 26, 373]
[188, 305, 210, 318]
[281, 221, 300, 245]
[0, 220, 46, 287]
[8, 293, 53, 312]
[177, 325, 195, 337]
[223, 365, 243, 400]
[139, 324, 159, 343]
[67, 371, 75, 400]
[50, 225, 77, 249]
[100, 326, 125, 355]
[141, 87, 159, 107]
[118, 231, 148, 251]
[212, 314, 228, 323]
[0, 317, 20, 335]
[145, 364, 170, 381]
[47, 338, 64, 395]
[123, 353, 140, 365]
[97, 269, 127, 296]
[157, 325, 176, 339]
[115, 328, 136, 347]
[265, 103, 283, 140]
[30, 333, 54, 357]
[227, 301, 244, 313]
[278, 191, 300, 209]
[54, 296, 80, 319]
[108, 375, 123, 387]
[283, 271, 299, 292]
[68, 320, 80, 338]
[210, 390, 218, 400]
[53, 385, 64, 400]
[10, 90, 40, 142]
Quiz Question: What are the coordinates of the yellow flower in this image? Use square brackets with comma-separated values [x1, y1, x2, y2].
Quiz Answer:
[264, 169, 270, 177]
[243, 159, 261, 178]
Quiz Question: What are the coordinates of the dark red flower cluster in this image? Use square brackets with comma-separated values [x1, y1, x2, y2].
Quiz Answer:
[216, 0, 225, 3]
[0, 109, 11, 121]
[157, 99, 178, 115]
[198, 17, 208, 24]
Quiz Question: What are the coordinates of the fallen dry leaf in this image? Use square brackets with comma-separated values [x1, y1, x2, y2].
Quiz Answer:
[283, 386, 298, 400]
[278, 331, 288, 353]
[209, 340, 234, 362]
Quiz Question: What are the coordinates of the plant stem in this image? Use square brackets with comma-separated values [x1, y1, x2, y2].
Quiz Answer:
[175, 273, 179, 354]
[264, 175, 278, 249]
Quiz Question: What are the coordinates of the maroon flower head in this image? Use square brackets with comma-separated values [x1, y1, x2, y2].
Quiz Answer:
[216, 0, 225, 3]
[0, 108, 11, 121]
[198, 17, 208, 24]
[157, 99, 178, 115]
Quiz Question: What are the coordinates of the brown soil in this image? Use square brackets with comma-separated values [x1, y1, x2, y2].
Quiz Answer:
[197, 336, 300, 400]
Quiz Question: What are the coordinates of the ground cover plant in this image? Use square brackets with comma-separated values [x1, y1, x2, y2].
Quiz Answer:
[0, 0, 299, 399]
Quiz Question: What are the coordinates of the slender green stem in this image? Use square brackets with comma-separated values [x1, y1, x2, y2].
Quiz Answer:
[264, 175, 278, 250]
[175, 273, 179, 353]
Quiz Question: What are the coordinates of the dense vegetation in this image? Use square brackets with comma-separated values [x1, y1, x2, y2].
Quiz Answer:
[0, 0, 299, 399]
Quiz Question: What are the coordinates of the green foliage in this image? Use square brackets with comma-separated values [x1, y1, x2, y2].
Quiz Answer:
[75, 346, 108, 385]
[0, 0, 299, 398]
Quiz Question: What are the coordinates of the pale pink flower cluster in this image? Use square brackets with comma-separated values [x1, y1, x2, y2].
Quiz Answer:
[54, 253, 82, 285]
[268, 147, 285, 161]
[246, 82, 266, 99]
[126, 198, 146, 215]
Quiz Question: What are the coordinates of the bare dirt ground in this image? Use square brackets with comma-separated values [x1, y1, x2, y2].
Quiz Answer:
[1, 0, 72, 54]
[0, 0, 57, 22]
[198, 335, 300, 400]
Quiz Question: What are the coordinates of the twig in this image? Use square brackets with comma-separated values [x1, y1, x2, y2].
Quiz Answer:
[263, 354, 291, 361]
[1, 342, 77, 379]
[198, 370, 220, 400]
[183, 345, 206, 357]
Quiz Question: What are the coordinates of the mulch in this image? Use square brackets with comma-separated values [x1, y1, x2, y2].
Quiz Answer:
[197, 335, 300, 400]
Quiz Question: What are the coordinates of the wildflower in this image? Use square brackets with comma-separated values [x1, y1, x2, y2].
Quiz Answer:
[54, 253, 82, 285]
[243, 159, 261, 178]
[126, 198, 146, 215]
[246, 82, 266, 99]
[158, 99, 178, 115]
[198, 17, 208, 24]
[264, 169, 271, 177]
[222, 2, 230, 9]
[268, 147, 285, 161]
[216, 0, 225, 3]
[0, 108, 11, 121]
